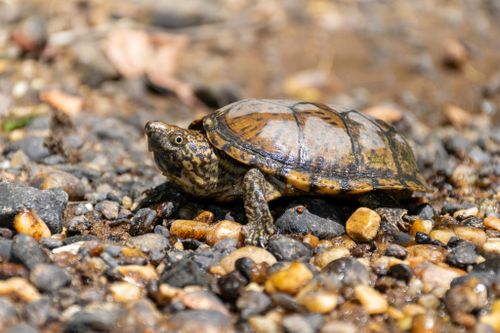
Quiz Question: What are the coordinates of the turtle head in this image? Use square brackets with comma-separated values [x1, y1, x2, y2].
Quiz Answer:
[145, 121, 220, 194]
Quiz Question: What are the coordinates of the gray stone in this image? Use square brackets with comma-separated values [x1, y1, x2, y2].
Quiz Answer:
[95, 200, 119, 220]
[30, 264, 71, 292]
[64, 302, 125, 333]
[282, 314, 324, 333]
[0, 297, 17, 327]
[4, 137, 51, 162]
[11, 234, 50, 270]
[5, 323, 39, 333]
[268, 235, 312, 261]
[236, 291, 271, 319]
[0, 182, 68, 233]
[276, 205, 345, 238]
[321, 257, 370, 286]
[160, 254, 210, 288]
[129, 233, 169, 263]
[167, 310, 233, 332]
[0, 238, 12, 262]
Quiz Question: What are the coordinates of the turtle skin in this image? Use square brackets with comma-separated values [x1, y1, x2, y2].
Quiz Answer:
[146, 99, 428, 246]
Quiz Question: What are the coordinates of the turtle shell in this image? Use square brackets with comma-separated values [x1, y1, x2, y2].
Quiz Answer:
[200, 99, 428, 194]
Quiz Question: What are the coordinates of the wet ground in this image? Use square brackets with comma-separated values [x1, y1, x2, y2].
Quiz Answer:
[0, 1, 499, 332]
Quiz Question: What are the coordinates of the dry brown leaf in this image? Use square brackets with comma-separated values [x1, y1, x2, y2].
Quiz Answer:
[103, 30, 152, 79]
[40, 90, 83, 117]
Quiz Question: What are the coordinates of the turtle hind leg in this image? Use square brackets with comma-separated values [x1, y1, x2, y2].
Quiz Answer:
[242, 168, 279, 246]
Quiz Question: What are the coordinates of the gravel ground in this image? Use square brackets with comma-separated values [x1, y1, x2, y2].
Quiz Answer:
[0, 1, 499, 332]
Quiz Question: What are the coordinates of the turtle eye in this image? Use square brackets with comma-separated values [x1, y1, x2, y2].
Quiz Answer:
[171, 134, 184, 145]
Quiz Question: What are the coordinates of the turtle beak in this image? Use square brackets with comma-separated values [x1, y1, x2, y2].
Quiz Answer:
[145, 121, 169, 152]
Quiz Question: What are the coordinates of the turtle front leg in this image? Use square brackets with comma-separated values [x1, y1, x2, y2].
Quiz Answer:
[242, 168, 277, 246]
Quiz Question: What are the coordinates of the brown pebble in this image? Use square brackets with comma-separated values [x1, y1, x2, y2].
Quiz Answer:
[109, 282, 143, 302]
[117, 265, 158, 286]
[265, 262, 313, 295]
[30, 168, 85, 200]
[354, 285, 388, 314]
[170, 220, 211, 240]
[206, 220, 243, 246]
[482, 238, 500, 255]
[484, 216, 500, 231]
[414, 263, 465, 296]
[297, 290, 338, 313]
[193, 210, 215, 223]
[0, 277, 41, 302]
[313, 247, 350, 268]
[13, 208, 51, 241]
[453, 226, 487, 246]
[406, 245, 446, 264]
[303, 234, 319, 248]
[212, 246, 276, 275]
[411, 313, 441, 333]
[346, 207, 381, 242]
[410, 219, 433, 236]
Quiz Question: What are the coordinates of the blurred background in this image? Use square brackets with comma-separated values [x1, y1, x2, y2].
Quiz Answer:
[0, 0, 499, 132]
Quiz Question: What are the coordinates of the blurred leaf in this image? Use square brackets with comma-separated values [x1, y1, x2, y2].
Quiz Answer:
[2, 116, 34, 132]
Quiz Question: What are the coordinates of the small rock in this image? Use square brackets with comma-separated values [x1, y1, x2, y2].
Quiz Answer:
[13, 209, 51, 241]
[346, 207, 381, 242]
[179, 290, 229, 315]
[297, 290, 338, 313]
[161, 255, 210, 287]
[445, 278, 488, 327]
[406, 245, 446, 263]
[236, 291, 271, 319]
[11, 234, 50, 270]
[167, 309, 234, 333]
[24, 297, 50, 327]
[129, 233, 169, 263]
[11, 15, 47, 54]
[64, 302, 125, 332]
[0, 239, 12, 262]
[321, 257, 370, 286]
[72, 40, 119, 87]
[117, 265, 158, 286]
[0, 297, 17, 326]
[388, 264, 413, 282]
[267, 235, 312, 261]
[206, 220, 243, 246]
[0, 277, 41, 302]
[484, 216, 500, 231]
[483, 238, 500, 255]
[109, 282, 143, 303]
[276, 205, 345, 238]
[265, 262, 313, 294]
[410, 219, 433, 236]
[429, 228, 456, 245]
[453, 226, 487, 247]
[320, 321, 357, 333]
[384, 244, 408, 259]
[170, 219, 211, 240]
[212, 246, 276, 275]
[446, 241, 478, 268]
[4, 323, 39, 333]
[218, 271, 248, 302]
[442, 39, 469, 70]
[282, 314, 323, 333]
[411, 313, 441, 333]
[414, 263, 465, 295]
[129, 208, 157, 236]
[29, 264, 70, 292]
[95, 200, 119, 220]
[313, 247, 350, 268]
[30, 168, 85, 200]
[4, 137, 51, 163]
[354, 285, 388, 314]
[0, 182, 67, 233]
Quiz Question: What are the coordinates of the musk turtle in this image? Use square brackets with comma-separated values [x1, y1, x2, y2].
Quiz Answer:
[145, 99, 428, 245]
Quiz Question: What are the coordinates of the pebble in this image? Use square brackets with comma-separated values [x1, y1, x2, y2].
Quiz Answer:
[4, 137, 51, 162]
[275, 205, 345, 238]
[161, 255, 210, 287]
[429, 228, 456, 244]
[406, 245, 446, 264]
[212, 246, 276, 275]
[236, 291, 271, 319]
[248, 311, 282, 333]
[11, 234, 50, 270]
[453, 226, 487, 246]
[414, 263, 465, 295]
[446, 241, 478, 268]
[282, 314, 324, 333]
[206, 220, 243, 246]
[129, 233, 169, 263]
[64, 302, 124, 332]
[179, 290, 229, 315]
[484, 216, 500, 231]
[445, 278, 488, 327]
[482, 238, 500, 255]
[166, 309, 234, 333]
[13, 209, 51, 241]
[109, 282, 143, 302]
[265, 262, 313, 294]
[0, 239, 12, 262]
[313, 247, 350, 268]
[95, 200, 120, 220]
[297, 290, 338, 313]
[321, 257, 370, 286]
[0, 297, 17, 326]
[117, 265, 158, 286]
[0, 182, 68, 233]
[24, 297, 50, 327]
[267, 235, 312, 261]
[72, 40, 119, 87]
[4, 323, 39, 333]
[0, 277, 41, 302]
[129, 208, 157, 236]
[354, 285, 388, 314]
[410, 219, 433, 236]
[320, 321, 357, 333]
[29, 264, 70, 292]
[384, 243, 408, 259]
[346, 207, 381, 242]
[411, 313, 441, 333]
[170, 219, 211, 240]
[30, 168, 85, 200]
[218, 270, 248, 302]
[388, 264, 413, 282]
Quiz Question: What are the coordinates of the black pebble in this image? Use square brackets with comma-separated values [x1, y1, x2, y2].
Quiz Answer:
[267, 235, 312, 261]
[388, 264, 413, 282]
[11, 234, 50, 270]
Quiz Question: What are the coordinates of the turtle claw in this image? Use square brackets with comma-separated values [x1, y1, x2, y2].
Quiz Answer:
[243, 223, 271, 247]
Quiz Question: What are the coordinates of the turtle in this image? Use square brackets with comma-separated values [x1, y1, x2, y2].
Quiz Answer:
[145, 99, 428, 245]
